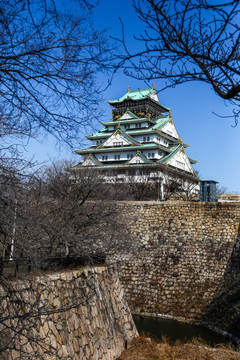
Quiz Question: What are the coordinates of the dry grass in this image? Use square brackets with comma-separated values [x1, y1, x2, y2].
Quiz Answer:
[117, 336, 240, 360]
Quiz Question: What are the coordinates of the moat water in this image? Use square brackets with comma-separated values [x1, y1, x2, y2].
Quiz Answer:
[133, 315, 231, 346]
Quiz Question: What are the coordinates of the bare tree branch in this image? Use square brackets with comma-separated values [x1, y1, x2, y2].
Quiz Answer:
[118, 0, 240, 125]
[0, 0, 113, 145]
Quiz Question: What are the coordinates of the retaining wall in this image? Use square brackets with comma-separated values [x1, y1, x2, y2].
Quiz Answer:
[110, 201, 240, 329]
[0, 266, 138, 360]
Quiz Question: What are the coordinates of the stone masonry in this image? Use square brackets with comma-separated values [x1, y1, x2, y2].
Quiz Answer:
[109, 201, 240, 329]
[0, 266, 138, 360]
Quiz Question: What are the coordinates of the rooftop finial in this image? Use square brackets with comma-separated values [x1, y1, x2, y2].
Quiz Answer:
[117, 122, 120, 129]
[152, 82, 156, 90]
[127, 86, 130, 92]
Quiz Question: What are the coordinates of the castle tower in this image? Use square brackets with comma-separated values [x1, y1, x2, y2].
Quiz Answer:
[72, 85, 199, 199]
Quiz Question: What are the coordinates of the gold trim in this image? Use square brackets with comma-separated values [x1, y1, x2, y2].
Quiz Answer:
[178, 137, 184, 145]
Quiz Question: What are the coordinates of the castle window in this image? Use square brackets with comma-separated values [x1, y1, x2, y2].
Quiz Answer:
[102, 155, 108, 161]
[176, 160, 185, 169]
[114, 154, 120, 160]
[148, 153, 155, 158]
[113, 141, 123, 146]
[143, 136, 146, 142]
[147, 136, 150, 141]
[96, 140, 99, 145]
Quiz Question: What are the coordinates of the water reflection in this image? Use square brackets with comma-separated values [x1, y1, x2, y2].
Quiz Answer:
[133, 315, 230, 346]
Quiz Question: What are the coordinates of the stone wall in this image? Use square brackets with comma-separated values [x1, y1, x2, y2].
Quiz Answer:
[203, 226, 240, 337]
[109, 201, 240, 329]
[0, 266, 138, 360]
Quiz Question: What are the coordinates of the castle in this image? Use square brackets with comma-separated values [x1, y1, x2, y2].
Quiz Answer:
[72, 85, 199, 199]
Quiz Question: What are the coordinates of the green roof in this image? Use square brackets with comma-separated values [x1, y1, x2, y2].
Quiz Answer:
[86, 154, 103, 166]
[153, 116, 170, 130]
[109, 87, 155, 104]
[75, 143, 161, 155]
[98, 127, 140, 147]
[108, 86, 170, 111]
[159, 144, 182, 164]
[189, 157, 198, 164]
[86, 115, 171, 139]
[127, 150, 152, 164]
[101, 117, 155, 126]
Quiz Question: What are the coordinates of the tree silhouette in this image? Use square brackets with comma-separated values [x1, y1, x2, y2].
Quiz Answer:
[119, 0, 240, 124]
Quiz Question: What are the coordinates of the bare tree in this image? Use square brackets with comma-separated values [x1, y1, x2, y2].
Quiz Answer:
[0, 161, 136, 357]
[163, 173, 199, 201]
[119, 0, 240, 124]
[0, 0, 112, 145]
[0, 161, 134, 269]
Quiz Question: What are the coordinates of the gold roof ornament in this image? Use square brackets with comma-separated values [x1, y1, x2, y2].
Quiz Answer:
[117, 122, 120, 129]
[127, 86, 130, 92]
[178, 137, 184, 145]
[169, 109, 172, 117]
[152, 82, 156, 90]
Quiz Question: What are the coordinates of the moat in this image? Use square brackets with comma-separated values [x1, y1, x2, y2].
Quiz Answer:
[133, 315, 231, 346]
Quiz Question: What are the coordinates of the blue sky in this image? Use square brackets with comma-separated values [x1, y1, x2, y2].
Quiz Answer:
[23, 0, 240, 192]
